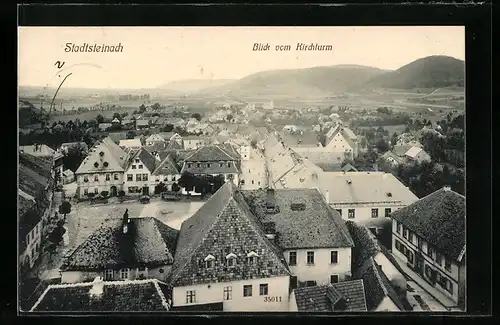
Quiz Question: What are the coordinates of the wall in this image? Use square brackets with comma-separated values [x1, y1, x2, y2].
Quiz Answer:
[375, 296, 401, 311]
[240, 159, 267, 190]
[373, 252, 407, 297]
[61, 265, 171, 284]
[77, 173, 124, 198]
[173, 275, 290, 312]
[325, 131, 354, 153]
[124, 161, 153, 194]
[183, 139, 206, 150]
[284, 248, 352, 285]
[150, 173, 182, 192]
[288, 291, 299, 311]
[392, 220, 460, 304]
[458, 259, 466, 310]
[22, 220, 43, 269]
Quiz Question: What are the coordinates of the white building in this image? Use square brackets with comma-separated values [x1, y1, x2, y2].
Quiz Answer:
[123, 148, 158, 195]
[170, 182, 292, 312]
[404, 146, 431, 164]
[317, 172, 419, 237]
[119, 138, 142, 150]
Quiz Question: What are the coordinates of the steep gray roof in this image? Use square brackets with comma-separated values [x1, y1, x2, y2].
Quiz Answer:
[294, 280, 367, 312]
[76, 137, 129, 174]
[241, 189, 354, 250]
[152, 155, 180, 176]
[31, 279, 171, 312]
[184, 145, 239, 162]
[61, 217, 179, 271]
[170, 182, 290, 287]
[390, 187, 465, 261]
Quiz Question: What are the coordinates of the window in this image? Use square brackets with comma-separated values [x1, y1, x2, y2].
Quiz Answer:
[445, 279, 453, 294]
[132, 165, 136, 170]
[445, 258, 452, 272]
[289, 252, 297, 266]
[407, 250, 414, 264]
[186, 290, 196, 304]
[105, 174, 110, 181]
[227, 162, 231, 167]
[336, 209, 342, 216]
[219, 163, 223, 167]
[240, 180, 245, 185]
[330, 251, 338, 264]
[251, 180, 254, 185]
[227, 257, 236, 267]
[138, 266, 147, 272]
[120, 268, 129, 280]
[307, 251, 315, 265]
[94, 188, 99, 194]
[84, 175, 89, 182]
[136, 174, 142, 181]
[223, 286, 232, 300]
[403, 227, 409, 239]
[205, 259, 214, 268]
[143, 174, 148, 181]
[105, 269, 113, 281]
[172, 176, 176, 181]
[259, 283, 268, 296]
[197, 163, 201, 168]
[427, 245, 434, 258]
[156, 176, 160, 182]
[417, 236, 423, 249]
[114, 174, 119, 180]
[385, 208, 392, 217]
[187, 163, 192, 168]
[306, 280, 317, 287]
[330, 275, 339, 284]
[348, 209, 355, 219]
[207, 163, 211, 168]
[135, 159, 140, 163]
[243, 285, 252, 297]
[397, 221, 402, 234]
[94, 175, 99, 182]
[84, 188, 88, 195]
[409, 231, 414, 243]
[436, 253, 443, 266]
[138, 165, 143, 169]
[371, 208, 379, 218]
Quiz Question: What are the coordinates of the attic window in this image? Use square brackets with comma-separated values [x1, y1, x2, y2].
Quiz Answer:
[103, 162, 109, 167]
[99, 151, 104, 157]
[246, 251, 259, 265]
[94, 162, 99, 168]
[226, 253, 237, 267]
[290, 203, 306, 211]
[386, 192, 393, 197]
[346, 179, 352, 184]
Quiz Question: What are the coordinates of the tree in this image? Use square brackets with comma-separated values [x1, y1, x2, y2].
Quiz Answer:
[112, 112, 121, 120]
[375, 138, 390, 153]
[178, 172, 196, 192]
[96, 114, 104, 124]
[126, 130, 137, 139]
[151, 103, 162, 111]
[171, 182, 181, 193]
[390, 132, 399, 146]
[101, 191, 109, 198]
[58, 201, 71, 220]
[191, 113, 201, 121]
[377, 107, 391, 115]
[118, 190, 126, 201]
[152, 112, 160, 117]
[139, 104, 147, 113]
[62, 145, 87, 172]
[154, 182, 166, 194]
[226, 114, 234, 122]
[162, 124, 174, 132]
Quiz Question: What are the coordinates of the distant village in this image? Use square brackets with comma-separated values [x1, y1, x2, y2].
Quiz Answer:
[19, 99, 465, 313]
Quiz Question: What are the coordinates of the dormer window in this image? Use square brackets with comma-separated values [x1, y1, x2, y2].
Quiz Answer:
[246, 251, 259, 265]
[204, 254, 216, 268]
[226, 253, 237, 267]
[188, 163, 192, 168]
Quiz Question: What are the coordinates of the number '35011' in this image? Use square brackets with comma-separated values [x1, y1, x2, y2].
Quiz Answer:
[264, 296, 282, 302]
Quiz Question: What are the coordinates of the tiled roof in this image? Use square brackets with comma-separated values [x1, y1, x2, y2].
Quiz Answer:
[152, 155, 180, 176]
[354, 257, 405, 311]
[19, 194, 41, 249]
[19, 163, 49, 198]
[346, 221, 384, 272]
[166, 140, 183, 150]
[294, 280, 367, 312]
[76, 137, 129, 174]
[184, 145, 239, 162]
[31, 279, 171, 312]
[19, 144, 57, 157]
[390, 187, 465, 261]
[62, 217, 179, 271]
[170, 182, 290, 287]
[126, 148, 158, 174]
[241, 189, 354, 250]
[182, 135, 204, 140]
[279, 131, 321, 148]
[404, 146, 424, 158]
[318, 172, 418, 205]
[119, 139, 142, 148]
[158, 132, 176, 141]
[392, 145, 413, 157]
[314, 163, 343, 172]
[145, 134, 167, 143]
[170, 302, 223, 311]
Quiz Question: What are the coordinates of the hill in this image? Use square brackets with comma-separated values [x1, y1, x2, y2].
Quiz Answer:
[195, 65, 387, 97]
[362, 56, 464, 89]
[157, 79, 235, 93]
[19, 100, 45, 127]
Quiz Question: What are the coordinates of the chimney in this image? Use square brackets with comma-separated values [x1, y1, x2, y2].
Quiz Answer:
[89, 276, 105, 298]
[266, 188, 276, 211]
[443, 186, 451, 191]
[122, 209, 130, 234]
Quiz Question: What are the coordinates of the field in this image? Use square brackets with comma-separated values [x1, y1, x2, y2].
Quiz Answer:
[48, 107, 139, 123]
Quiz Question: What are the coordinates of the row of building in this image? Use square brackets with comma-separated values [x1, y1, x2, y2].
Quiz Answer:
[30, 182, 465, 312]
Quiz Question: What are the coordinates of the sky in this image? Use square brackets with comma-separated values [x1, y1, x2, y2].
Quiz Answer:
[18, 26, 465, 89]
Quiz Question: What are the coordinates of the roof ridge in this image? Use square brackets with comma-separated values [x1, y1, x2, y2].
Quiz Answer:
[152, 279, 171, 310]
[370, 259, 389, 296]
[215, 144, 237, 160]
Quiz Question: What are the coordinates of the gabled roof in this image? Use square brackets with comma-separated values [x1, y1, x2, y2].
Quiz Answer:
[318, 172, 418, 205]
[170, 182, 290, 287]
[61, 217, 179, 271]
[354, 257, 405, 311]
[166, 140, 183, 151]
[294, 280, 367, 312]
[19, 144, 57, 157]
[279, 131, 320, 148]
[152, 154, 180, 176]
[119, 138, 142, 148]
[125, 148, 158, 174]
[76, 137, 129, 174]
[391, 187, 465, 261]
[346, 221, 386, 272]
[241, 189, 354, 250]
[184, 145, 239, 162]
[404, 146, 424, 158]
[31, 279, 171, 312]
[145, 134, 166, 143]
